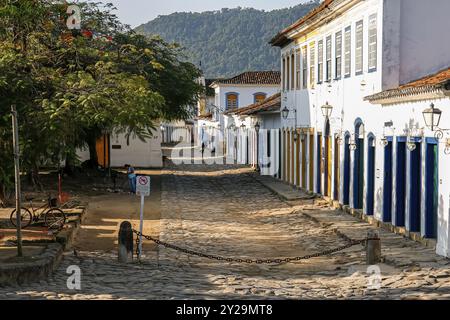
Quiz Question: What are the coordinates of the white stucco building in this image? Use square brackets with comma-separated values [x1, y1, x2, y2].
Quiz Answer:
[199, 71, 280, 156]
[77, 127, 163, 168]
[269, 0, 450, 256]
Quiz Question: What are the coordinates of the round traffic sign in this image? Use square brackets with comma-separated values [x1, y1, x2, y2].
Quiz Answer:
[138, 176, 148, 185]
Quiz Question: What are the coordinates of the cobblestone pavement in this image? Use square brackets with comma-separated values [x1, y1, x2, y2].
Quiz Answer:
[1, 158, 450, 299]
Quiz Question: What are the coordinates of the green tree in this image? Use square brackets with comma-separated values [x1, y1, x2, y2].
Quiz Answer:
[0, 0, 202, 204]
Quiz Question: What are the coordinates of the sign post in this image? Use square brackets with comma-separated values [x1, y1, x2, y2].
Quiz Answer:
[136, 175, 151, 260]
[11, 105, 23, 257]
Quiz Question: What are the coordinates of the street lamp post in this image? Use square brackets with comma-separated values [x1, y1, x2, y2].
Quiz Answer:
[11, 105, 23, 257]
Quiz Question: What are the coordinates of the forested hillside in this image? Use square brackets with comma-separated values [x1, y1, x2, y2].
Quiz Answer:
[136, 1, 319, 78]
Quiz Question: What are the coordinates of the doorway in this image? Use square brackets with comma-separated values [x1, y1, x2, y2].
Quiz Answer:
[324, 120, 332, 197]
[383, 138, 393, 222]
[409, 141, 422, 232]
[301, 132, 307, 189]
[317, 133, 322, 194]
[343, 133, 351, 205]
[425, 139, 438, 238]
[353, 120, 365, 209]
[334, 135, 341, 201]
[366, 134, 376, 215]
[395, 138, 407, 226]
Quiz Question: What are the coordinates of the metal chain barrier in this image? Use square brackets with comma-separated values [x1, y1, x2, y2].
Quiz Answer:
[132, 229, 369, 264]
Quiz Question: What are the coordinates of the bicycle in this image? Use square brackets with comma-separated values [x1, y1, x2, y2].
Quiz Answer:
[10, 196, 66, 230]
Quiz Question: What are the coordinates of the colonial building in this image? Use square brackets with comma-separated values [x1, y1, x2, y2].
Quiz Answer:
[198, 71, 281, 154]
[270, 0, 450, 256]
[224, 93, 282, 175]
[77, 127, 163, 168]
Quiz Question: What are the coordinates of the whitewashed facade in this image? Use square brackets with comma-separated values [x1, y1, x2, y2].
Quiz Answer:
[199, 72, 280, 155]
[271, 0, 450, 256]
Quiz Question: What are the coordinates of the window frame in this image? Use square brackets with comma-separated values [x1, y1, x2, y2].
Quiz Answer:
[326, 35, 332, 82]
[355, 20, 364, 75]
[368, 13, 378, 72]
[253, 92, 267, 104]
[309, 42, 316, 88]
[335, 31, 342, 80]
[317, 40, 324, 84]
[344, 26, 351, 78]
[286, 55, 290, 91]
[291, 52, 295, 91]
[302, 46, 308, 89]
[225, 92, 239, 109]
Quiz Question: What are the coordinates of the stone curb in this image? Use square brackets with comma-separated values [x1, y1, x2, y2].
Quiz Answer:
[249, 173, 316, 201]
[0, 243, 63, 286]
[0, 206, 87, 286]
[253, 174, 439, 263]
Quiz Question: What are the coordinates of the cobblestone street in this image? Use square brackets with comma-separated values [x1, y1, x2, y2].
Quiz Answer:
[1, 154, 450, 300]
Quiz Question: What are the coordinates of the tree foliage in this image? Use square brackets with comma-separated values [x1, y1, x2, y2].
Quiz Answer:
[0, 0, 202, 204]
[135, 1, 319, 78]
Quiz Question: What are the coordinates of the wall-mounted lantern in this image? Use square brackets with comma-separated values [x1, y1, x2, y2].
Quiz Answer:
[254, 122, 261, 134]
[282, 106, 290, 120]
[423, 103, 442, 133]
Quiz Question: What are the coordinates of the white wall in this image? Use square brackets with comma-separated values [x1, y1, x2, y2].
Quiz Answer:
[398, 0, 450, 85]
[276, 0, 450, 257]
[109, 129, 163, 168]
[216, 85, 280, 111]
[372, 97, 450, 257]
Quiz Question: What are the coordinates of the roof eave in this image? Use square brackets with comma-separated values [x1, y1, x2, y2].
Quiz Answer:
[365, 86, 449, 106]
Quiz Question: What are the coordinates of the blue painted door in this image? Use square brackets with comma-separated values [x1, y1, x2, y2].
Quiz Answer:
[395, 139, 407, 227]
[366, 138, 375, 215]
[425, 140, 438, 238]
[409, 143, 422, 232]
[353, 137, 364, 209]
[383, 140, 393, 222]
[343, 137, 351, 205]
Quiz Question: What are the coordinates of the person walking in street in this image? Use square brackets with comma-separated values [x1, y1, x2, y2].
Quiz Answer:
[201, 142, 205, 159]
[125, 164, 136, 194]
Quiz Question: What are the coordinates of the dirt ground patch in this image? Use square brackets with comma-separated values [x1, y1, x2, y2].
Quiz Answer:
[73, 169, 161, 253]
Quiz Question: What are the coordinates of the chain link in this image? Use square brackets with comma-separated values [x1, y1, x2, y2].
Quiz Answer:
[132, 229, 369, 264]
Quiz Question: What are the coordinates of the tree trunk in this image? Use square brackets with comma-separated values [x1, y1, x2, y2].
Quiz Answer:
[87, 135, 99, 168]
[64, 153, 75, 177]
[0, 183, 8, 207]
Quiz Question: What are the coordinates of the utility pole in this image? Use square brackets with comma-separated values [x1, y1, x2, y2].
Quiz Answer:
[11, 105, 23, 257]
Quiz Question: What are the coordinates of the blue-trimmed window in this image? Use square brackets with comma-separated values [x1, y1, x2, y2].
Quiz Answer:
[254, 92, 267, 104]
[226, 92, 239, 109]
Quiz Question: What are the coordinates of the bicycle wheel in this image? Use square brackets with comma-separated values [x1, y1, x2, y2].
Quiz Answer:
[44, 208, 66, 230]
[10, 208, 33, 229]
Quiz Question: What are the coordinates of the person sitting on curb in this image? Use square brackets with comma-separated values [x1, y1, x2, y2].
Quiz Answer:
[125, 164, 136, 194]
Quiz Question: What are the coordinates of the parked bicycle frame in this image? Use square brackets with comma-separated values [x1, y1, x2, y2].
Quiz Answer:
[10, 196, 66, 230]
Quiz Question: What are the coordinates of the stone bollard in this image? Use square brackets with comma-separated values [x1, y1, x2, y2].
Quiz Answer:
[118, 221, 134, 263]
[366, 230, 381, 265]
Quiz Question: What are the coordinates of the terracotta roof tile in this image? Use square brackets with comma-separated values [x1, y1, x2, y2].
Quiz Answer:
[196, 113, 213, 120]
[365, 67, 450, 102]
[211, 71, 281, 86]
[224, 93, 281, 116]
[270, 0, 331, 46]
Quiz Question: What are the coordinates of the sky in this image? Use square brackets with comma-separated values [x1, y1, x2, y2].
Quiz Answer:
[94, 0, 311, 28]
